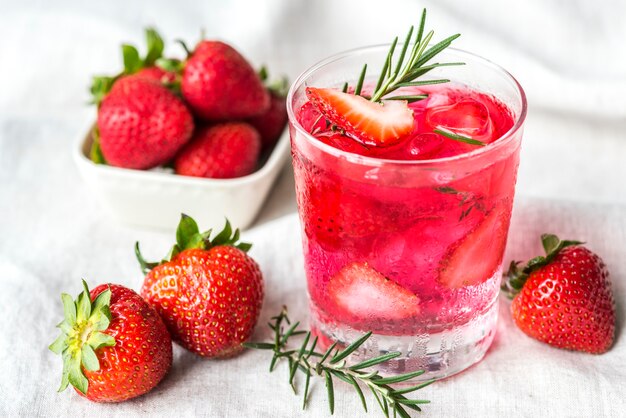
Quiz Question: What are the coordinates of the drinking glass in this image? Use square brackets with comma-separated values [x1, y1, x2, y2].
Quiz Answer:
[287, 46, 527, 380]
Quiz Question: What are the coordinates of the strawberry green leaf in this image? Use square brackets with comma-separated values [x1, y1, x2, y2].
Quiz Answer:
[144, 27, 164, 67]
[175, 39, 192, 57]
[136, 215, 254, 272]
[92, 288, 111, 313]
[135, 242, 159, 275]
[176, 213, 201, 249]
[122, 44, 142, 74]
[81, 344, 99, 372]
[156, 57, 184, 73]
[51, 280, 116, 394]
[69, 356, 89, 395]
[89, 128, 107, 165]
[49, 334, 66, 354]
[87, 331, 115, 350]
[58, 320, 73, 334]
[212, 220, 233, 246]
[58, 352, 71, 392]
[163, 244, 181, 263]
[236, 242, 252, 252]
[89, 76, 116, 106]
[61, 294, 76, 325]
[76, 285, 92, 323]
[541, 233, 560, 255]
[185, 233, 204, 250]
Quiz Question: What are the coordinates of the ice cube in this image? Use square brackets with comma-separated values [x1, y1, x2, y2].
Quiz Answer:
[426, 98, 494, 140]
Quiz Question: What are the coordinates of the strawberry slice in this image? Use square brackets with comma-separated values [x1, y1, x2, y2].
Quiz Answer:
[305, 87, 414, 147]
[328, 262, 420, 329]
[439, 208, 509, 288]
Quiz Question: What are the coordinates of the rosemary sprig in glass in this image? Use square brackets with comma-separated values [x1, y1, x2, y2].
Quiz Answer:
[352, 8, 463, 104]
[243, 307, 434, 417]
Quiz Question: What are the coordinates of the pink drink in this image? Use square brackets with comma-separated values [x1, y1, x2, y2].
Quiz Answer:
[288, 47, 526, 380]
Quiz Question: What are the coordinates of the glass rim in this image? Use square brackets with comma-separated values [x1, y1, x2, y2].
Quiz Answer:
[286, 44, 527, 166]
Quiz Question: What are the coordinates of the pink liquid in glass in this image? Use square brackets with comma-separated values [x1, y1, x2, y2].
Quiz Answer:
[291, 83, 520, 376]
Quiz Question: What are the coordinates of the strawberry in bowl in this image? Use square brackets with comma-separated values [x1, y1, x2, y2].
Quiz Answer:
[75, 28, 290, 229]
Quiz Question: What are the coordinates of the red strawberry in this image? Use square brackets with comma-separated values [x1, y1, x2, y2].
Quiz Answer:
[97, 75, 194, 169]
[49, 280, 172, 403]
[503, 234, 615, 354]
[136, 66, 176, 84]
[327, 262, 420, 332]
[137, 215, 264, 358]
[305, 87, 414, 147]
[181, 41, 270, 120]
[248, 92, 287, 150]
[438, 207, 509, 288]
[174, 122, 261, 179]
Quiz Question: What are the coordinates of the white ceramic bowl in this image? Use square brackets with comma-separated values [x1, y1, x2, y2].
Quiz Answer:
[74, 125, 290, 231]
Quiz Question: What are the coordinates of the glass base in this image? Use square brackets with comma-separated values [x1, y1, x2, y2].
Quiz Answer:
[310, 298, 499, 382]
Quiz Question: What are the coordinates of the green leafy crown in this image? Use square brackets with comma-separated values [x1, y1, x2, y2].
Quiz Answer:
[90, 27, 166, 106]
[49, 280, 116, 395]
[135, 214, 252, 275]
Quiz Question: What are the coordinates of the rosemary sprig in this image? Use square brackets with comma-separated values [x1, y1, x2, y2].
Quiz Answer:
[243, 307, 434, 417]
[433, 128, 486, 146]
[353, 9, 463, 103]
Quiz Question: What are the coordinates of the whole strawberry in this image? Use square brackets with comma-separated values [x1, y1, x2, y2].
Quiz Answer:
[174, 122, 261, 179]
[49, 280, 172, 402]
[181, 40, 270, 120]
[136, 215, 264, 357]
[503, 234, 615, 354]
[97, 75, 194, 169]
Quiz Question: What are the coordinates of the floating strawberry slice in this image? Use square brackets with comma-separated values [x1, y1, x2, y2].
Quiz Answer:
[305, 87, 414, 147]
[439, 208, 509, 288]
[328, 263, 420, 329]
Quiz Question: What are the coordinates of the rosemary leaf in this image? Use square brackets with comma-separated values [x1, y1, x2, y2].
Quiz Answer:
[415, 33, 461, 68]
[302, 370, 311, 410]
[325, 370, 335, 414]
[242, 342, 275, 350]
[349, 352, 401, 370]
[355, 64, 367, 96]
[319, 341, 338, 364]
[280, 321, 301, 345]
[331, 331, 372, 364]
[347, 374, 368, 412]
[434, 128, 486, 146]
[397, 398, 431, 406]
[395, 79, 449, 88]
[393, 379, 436, 395]
[374, 369, 426, 385]
[385, 95, 428, 103]
[393, 26, 414, 76]
[374, 38, 397, 93]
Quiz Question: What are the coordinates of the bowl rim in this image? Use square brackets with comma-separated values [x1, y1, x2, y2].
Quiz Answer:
[73, 123, 291, 187]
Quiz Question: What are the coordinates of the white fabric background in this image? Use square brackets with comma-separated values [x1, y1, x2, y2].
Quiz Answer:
[0, 0, 625, 417]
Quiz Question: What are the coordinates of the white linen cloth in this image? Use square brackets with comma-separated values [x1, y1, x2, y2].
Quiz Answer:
[0, 0, 625, 417]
